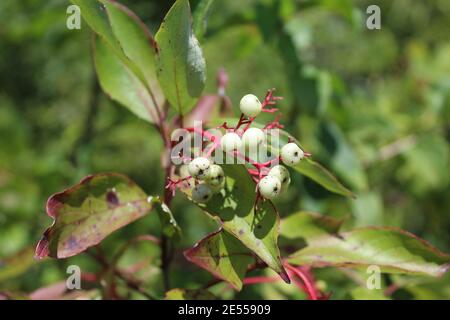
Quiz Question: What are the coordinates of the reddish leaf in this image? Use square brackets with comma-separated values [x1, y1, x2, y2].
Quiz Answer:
[35, 173, 152, 259]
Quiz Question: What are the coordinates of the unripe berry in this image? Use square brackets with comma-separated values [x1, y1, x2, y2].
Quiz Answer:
[208, 179, 225, 194]
[179, 164, 190, 178]
[239, 94, 262, 117]
[188, 157, 211, 180]
[206, 164, 225, 187]
[280, 143, 304, 166]
[258, 175, 282, 200]
[191, 184, 213, 203]
[221, 132, 242, 152]
[242, 128, 265, 150]
[268, 165, 291, 190]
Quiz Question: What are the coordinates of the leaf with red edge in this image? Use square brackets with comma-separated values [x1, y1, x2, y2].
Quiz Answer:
[35, 173, 153, 259]
[288, 227, 450, 277]
[181, 165, 289, 284]
[184, 229, 253, 290]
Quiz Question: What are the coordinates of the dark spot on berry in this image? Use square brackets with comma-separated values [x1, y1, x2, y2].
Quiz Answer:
[199, 169, 204, 175]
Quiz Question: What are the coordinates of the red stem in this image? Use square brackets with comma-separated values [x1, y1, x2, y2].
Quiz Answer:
[285, 264, 319, 300]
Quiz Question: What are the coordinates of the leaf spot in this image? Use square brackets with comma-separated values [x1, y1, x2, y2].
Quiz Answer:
[106, 190, 120, 207]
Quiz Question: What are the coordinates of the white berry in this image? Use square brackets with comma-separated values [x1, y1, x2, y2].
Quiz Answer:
[191, 184, 213, 203]
[206, 165, 225, 187]
[221, 132, 242, 152]
[240, 94, 262, 117]
[280, 143, 304, 166]
[242, 128, 265, 150]
[258, 175, 282, 200]
[268, 165, 291, 190]
[188, 157, 211, 180]
[208, 180, 225, 194]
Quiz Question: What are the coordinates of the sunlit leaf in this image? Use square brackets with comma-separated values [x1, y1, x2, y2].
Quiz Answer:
[351, 287, 390, 300]
[70, 0, 122, 56]
[182, 165, 289, 283]
[35, 173, 153, 259]
[294, 158, 355, 198]
[288, 227, 450, 277]
[155, 0, 206, 115]
[280, 211, 344, 241]
[94, 37, 157, 122]
[184, 229, 253, 290]
[102, 0, 163, 106]
[72, 0, 161, 122]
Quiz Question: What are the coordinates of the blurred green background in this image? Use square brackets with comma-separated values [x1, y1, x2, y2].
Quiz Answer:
[1, 0, 449, 299]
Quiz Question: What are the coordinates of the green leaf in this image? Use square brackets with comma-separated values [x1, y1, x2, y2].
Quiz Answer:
[193, 0, 216, 41]
[94, 37, 157, 122]
[148, 196, 182, 241]
[184, 229, 253, 290]
[165, 288, 216, 300]
[35, 173, 153, 259]
[102, 1, 163, 102]
[183, 165, 289, 283]
[71, 0, 142, 78]
[280, 211, 344, 241]
[72, 0, 161, 122]
[70, 0, 122, 56]
[294, 158, 355, 198]
[288, 227, 450, 277]
[155, 0, 206, 115]
[351, 287, 390, 300]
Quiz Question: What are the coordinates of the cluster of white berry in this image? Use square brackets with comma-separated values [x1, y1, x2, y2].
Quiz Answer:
[181, 157, 225, 203]
[182, 93, 305, 203]
[220, 94, 266, 152]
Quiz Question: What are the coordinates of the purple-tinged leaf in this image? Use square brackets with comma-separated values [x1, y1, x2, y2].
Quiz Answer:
[35, 173, 152, 259]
